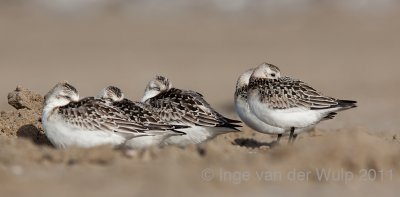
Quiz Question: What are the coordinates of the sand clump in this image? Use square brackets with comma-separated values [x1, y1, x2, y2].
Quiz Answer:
[0, 86, 49, 145]
[7, 85, 43, 111]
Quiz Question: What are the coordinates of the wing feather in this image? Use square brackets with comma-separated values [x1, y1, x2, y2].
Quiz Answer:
[252, 77, 340, 110]
[58, 98, 153, 138]
[110, 99, 189, 131]
[147, 88, 241, 128]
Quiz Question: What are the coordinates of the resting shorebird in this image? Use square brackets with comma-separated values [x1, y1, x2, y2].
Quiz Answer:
[41, 83, 172, 149]
[235, 68, 313, 144]
[96, 86, 188, 149]
[247, 63, 357, 143]
[141, 76, 242, 146]
[96, 86, 125, 103]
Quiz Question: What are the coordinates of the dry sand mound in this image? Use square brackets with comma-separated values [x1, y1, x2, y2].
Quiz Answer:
[0, 87, 399, 196]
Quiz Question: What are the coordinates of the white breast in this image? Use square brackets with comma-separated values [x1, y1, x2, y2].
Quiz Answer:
[124, 135, 165, 149]
[43, 115, 126, 149]
[235, 97, 285, 134]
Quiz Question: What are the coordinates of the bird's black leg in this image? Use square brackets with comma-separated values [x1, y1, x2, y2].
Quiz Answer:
[270, 134, 283, 148]
[291, 134, 298, 144]
[276, 134, 282, 143]
[288, 127, 295, 144]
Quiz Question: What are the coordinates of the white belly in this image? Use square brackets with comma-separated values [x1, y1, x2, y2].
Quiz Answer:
[235, 98, 285, 134]
[44, 119, 126, 149]
[248, 92, 327, 129]
[124, 134, 169, 149]
[236, 98, 313, 135]
[163, 126, 226, 146]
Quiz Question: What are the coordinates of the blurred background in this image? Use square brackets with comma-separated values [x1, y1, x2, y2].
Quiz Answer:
[1, 0, 399, 132]
[1, 2, 400, 197]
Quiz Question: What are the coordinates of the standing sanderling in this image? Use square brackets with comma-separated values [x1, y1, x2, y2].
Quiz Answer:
[97, 86, 188, 149]
[247, 63, 357, 143]
[141, 76, 242, 146]
[41, 83, 171, 149]
[235, 68, 313, 144]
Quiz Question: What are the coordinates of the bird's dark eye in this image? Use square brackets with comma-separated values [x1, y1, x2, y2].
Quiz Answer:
[271, 73, 276, 77]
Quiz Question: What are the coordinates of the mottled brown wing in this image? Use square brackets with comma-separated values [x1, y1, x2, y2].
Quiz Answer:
[148, 88, 238, 128]
[110, 99, 188, 131]
[58, 98, 152, 137]
[255, 77, 339, 110]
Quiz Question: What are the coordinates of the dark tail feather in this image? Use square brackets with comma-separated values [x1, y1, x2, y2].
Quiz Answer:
[338, 100, 357, 110]
[146, 124, 188, 136]
[224, 117, 242, 124]
[169, 124, 190, 136]
[170, 129, 187, 136]
[217, 123, 242, 132]
[171, 124, 191, 130]
[216, 116, 242, 131]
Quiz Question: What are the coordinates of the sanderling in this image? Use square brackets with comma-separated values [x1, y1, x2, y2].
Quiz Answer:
[97, 86, 188, 149]
[141, 76, 242, 146]
[96, 86, 124, 102]
[42, 83, 169, 149]
[247, 63, 357, 143]
[235, 68, 313, 144]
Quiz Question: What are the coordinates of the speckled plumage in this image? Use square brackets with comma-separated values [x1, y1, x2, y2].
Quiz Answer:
[248, 76, 343, 110]
[234, 69, 314, 138]
[110, 98, 188, 132]
[155, 76, 171, 88]
[57, 98, 152, 135]
[234, 85, 248, 102]
[142, 76, 241, 146]
[146, 88, 240, 129]
[247, 62, 357, 143]
[97, 85, 189, 149]
[42, 83, 161, 149]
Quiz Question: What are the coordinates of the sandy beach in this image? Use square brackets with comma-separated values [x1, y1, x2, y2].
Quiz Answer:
[0, 1, 399, 196]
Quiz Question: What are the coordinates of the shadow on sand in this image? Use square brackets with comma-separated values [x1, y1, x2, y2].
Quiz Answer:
[17, 124, 52, 146]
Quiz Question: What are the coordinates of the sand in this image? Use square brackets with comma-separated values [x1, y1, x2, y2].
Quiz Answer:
[1, 2, 400, 196]
[1, 86, 399, 196]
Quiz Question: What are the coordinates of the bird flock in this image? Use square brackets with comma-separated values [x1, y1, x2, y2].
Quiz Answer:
[41, 62, 357, 149]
